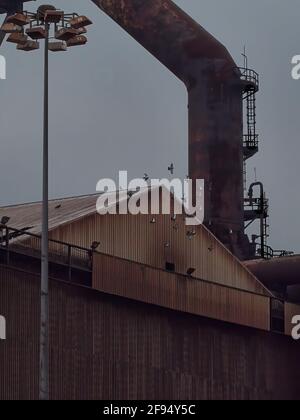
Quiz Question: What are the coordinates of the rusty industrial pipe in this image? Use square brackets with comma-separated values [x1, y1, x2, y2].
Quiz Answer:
[92, 0, 248, 258]
[1, 0, 249, 258]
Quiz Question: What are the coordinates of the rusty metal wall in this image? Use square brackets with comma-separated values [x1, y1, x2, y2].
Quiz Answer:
[91, 0, 248, 259]
[0, 266, 39, 399]
[0, 264, 299, 400]
[92, 252, 271, 331]
[49, 212, 269, 295]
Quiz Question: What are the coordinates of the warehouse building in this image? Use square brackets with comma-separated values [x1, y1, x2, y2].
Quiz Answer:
[0, 192, 299, 399]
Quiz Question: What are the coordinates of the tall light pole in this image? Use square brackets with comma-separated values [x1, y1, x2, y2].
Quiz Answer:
[1, 5, 92, 400]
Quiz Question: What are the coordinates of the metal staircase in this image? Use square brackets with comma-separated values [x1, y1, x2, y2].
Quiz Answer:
[239, 64, 268, 259]
[244, 183, 270, 259]
[240, 67, 259, 161]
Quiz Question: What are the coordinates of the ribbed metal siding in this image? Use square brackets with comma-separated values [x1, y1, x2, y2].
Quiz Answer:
[0, 266, 39, 400]
[0, 265, 299, 400]
[92, 252, 271, 331]
[49, 212, 268, 295]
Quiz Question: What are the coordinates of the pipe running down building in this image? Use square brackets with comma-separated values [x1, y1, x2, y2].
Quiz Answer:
[91, 0, 250, 259]
[0, 0, 254, 259]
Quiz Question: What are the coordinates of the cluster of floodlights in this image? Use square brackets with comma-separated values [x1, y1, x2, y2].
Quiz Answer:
[0, 5, 92, 52]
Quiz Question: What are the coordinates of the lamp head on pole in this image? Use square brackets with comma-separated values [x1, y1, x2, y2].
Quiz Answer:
[1, 4, 92, 53]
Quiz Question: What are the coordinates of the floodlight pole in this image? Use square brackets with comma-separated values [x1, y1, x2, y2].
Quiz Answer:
[40, 21, 49, 401]
[1, 6, 92, 400]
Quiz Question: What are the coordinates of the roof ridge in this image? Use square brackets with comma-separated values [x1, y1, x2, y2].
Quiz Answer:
[0, 191, 99, 209]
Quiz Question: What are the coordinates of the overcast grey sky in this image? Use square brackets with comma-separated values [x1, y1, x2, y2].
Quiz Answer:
[0, 0, 299, 253]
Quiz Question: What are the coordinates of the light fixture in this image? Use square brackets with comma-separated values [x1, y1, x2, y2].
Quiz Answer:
[0, 23, 22, 33]
[6, 13, 30, 26]
[66, 35, 87, 47]
[150, 218, 156, 224]
[37, 4, 56, 20]
[55, 27, 78, 41]
[69, 15, 92, 29]
[26, 26, 47, 40]
[187, 268, 195, 277]
[7, 33, 28, 45]
[74, 26, 87, 35]
[44, 10, 64, 24]
[48, 41, 67, 52]
[0, 216, 10, 226]
[17, 40, 40, 51]
[91, 241, 100, 251]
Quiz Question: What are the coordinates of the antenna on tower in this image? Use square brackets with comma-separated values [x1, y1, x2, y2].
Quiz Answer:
[254, 167, 257, 183]
[242, 45, 248, 69]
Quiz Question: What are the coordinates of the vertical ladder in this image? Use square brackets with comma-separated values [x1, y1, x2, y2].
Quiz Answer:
[240, 67, 259, 160]
[246, 90, 257, 147]
[243, 161, 247, 191]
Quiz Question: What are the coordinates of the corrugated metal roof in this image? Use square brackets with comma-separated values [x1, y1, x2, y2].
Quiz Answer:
[0, 193, 100, 236]
[0, 185, 194, 236]
[0, 190, 272, 296]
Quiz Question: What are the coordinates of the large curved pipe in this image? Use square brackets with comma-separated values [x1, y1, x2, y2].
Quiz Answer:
[0, 0, 248, 258]
[245, 256, 300, 293]
[92, 0, 246, 258]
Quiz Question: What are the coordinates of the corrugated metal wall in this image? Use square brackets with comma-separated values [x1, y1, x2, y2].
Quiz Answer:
[49, 212, 268, 295]
[0, 264, 299, 400]
[0, 266, 39, 399]
[93, 252, 271, 331]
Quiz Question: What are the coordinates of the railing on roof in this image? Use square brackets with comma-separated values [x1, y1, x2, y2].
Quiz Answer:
[258, 245, 294, 261]
[0, 226, 293, 335]
[243, 133, 259, 150]
[0, 226, 92, 273]
[238, 67, 259, 94]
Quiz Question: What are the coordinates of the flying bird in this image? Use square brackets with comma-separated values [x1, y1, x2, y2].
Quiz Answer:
[168, 163, 174, 175]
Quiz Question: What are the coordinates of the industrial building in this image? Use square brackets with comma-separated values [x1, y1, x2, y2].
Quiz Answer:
[0, 0, 300, 400]
[0, 190, 299, 400]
